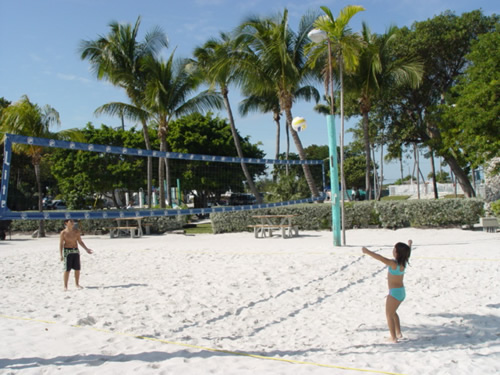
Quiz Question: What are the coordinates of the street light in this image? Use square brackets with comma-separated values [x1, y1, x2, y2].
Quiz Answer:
[308, 28, 341, 246]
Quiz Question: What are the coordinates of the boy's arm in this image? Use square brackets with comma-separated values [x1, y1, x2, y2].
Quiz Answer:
[59, 231, 65, 261]
[362, 247, 394, 267]
[77, 232, 93, 254]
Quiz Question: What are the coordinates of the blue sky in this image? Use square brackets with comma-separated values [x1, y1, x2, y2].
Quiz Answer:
[1, 0, 498, 182]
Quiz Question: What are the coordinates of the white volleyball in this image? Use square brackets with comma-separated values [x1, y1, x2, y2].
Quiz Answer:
[292, 117, 307, 132]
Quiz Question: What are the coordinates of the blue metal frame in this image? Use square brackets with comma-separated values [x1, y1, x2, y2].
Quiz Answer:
[0, 134, 326, 221]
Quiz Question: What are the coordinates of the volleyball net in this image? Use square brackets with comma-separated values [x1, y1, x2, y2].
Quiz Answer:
[0, 134, 326, 221]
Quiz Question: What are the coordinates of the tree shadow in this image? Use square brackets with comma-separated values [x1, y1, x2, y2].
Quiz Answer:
[0, 346, 325, 371]
[342, 311, 500, 354]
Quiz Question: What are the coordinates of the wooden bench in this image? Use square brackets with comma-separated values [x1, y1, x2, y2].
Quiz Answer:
[106, 226, 141, 238]
[142, 223, 152, 235]
[480, 217, 498, 233]
[247, 224, 299, 239]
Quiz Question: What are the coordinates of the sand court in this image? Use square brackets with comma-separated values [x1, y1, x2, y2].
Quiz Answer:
[1, 228, 499, 374]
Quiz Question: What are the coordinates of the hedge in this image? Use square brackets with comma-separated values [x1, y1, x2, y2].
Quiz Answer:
[8, 215, 186, 235]
[5, 198, 485, 235]
[210, 198, 485, 233]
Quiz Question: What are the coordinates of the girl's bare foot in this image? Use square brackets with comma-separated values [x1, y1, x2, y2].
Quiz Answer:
[387, 337, 399, 343]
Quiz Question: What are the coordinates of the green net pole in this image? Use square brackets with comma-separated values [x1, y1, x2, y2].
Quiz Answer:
[327, 115, 341, 246]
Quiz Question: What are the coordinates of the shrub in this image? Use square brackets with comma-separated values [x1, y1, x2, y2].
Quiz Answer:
[491, 200, 500, 217]
[211, 198, 484, 233]
[9, 215, 185, 235]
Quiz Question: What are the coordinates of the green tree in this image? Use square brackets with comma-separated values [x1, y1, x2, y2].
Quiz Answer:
[442, 27, 500, 168]
[167, 112, 265, 206]
[385, 10, 498, 197]
[1, 96, 61, 236]
[346, 23, 423, 200]
[48, 124, 147, 209]
[79, 16, 168, 207]
[141, 53, 222, 207]
[237, 9, 320, 197]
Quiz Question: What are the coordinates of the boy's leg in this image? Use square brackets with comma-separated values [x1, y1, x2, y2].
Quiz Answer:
[386, 296, 402, 342]
[63, 271, 70, 290]
[75, 270, 81, 288]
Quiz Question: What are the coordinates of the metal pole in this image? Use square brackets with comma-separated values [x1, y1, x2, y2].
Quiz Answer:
[327, 39, 341, 246]
[327, 115, 341, 246]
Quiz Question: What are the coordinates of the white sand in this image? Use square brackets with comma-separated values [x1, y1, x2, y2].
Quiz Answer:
[1, 227, 499, 375]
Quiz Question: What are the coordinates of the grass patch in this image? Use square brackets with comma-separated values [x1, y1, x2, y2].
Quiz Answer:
[380, 195, 411, 201]
[184, 222, 213, 234]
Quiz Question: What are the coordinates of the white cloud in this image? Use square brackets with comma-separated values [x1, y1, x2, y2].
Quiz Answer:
[56, 73, 91, 84]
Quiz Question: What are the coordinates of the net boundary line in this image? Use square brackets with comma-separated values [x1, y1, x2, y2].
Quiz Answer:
[5, 134, 324, 165]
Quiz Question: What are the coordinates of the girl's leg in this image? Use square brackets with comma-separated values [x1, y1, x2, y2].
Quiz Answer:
[386, 296, 402, 342]
[394, 312, 402, 338]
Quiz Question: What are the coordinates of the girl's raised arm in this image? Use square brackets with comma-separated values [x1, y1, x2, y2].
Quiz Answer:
[362, 247, 396, 267]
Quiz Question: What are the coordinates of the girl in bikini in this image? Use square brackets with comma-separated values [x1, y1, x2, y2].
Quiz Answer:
[362, 240, 412, 343]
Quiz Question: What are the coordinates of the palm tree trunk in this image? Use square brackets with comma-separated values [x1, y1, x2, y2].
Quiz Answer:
[274, 112, 281, 182]
[399, 153, 404, 182]
[443, 154, 476, 197]
[378, 144, 384, 200]
[222, 93, 262, 204]
[274, 112, 280, 160]
[158, 127, 168, 209]
[429, 148, 439, 199]
[414, 143, 421, 199]
[34, 162, 45, 237]
[141, 120, 153, 209]
[362, 111, 372, 200]
[372, 144, 378, 199]
[285, 117, 290, 175]
[283, 108, 319, 198]
[425, 120, 475, 197]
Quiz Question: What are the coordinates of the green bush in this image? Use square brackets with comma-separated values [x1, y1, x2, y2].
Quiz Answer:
[211, 204, 332, 234]
[9, 215, 185, 235]
[211, 198, 485, 233]
[491, 200, 500, 217]
[8, 199, 486, 235]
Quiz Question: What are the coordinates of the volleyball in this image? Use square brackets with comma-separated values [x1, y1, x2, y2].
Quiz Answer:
[292, 117, 307, 132]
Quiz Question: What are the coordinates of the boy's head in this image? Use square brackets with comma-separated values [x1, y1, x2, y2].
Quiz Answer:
[64, 219, 74, 227]
[394, 242, 411, 266]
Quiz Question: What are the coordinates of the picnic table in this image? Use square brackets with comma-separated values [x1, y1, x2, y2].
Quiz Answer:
[108, 217, 144, 238]
[248, 214, 299, 239]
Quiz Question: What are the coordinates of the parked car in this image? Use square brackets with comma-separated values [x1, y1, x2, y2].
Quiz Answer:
[49, 200, 67, 210]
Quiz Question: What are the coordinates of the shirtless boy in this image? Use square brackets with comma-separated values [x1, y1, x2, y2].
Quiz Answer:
[60, 219, 93, 290]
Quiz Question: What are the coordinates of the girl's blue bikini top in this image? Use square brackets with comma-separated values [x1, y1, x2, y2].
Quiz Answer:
[388, 263, 405, 275]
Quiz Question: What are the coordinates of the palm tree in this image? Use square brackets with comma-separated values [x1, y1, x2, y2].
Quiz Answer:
[239, 91, 282, 161]
[140, 53, 222, 207]
[1, 96, 68, 236]
[193, 32, 263, 203]
[237, 9, 321, 197]
[347, 23, 423, 200]
[79, 16, 168, 208]
[309, 5, 365, 244]
[236, 53, 287, 162]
